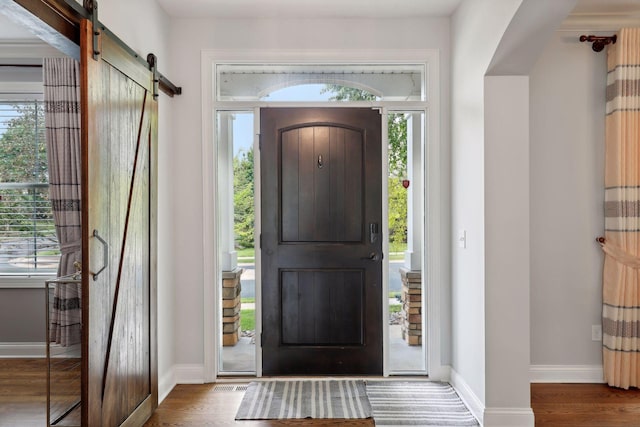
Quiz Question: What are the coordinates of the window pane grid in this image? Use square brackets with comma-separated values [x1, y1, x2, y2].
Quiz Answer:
[0, 100, 59, 274]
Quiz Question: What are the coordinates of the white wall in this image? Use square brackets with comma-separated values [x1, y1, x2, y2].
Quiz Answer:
[96, 0, 176, 398]
[483, 75, 533, 423]
[479, 2, 577, 424]
[450, 0, 523, 409]
[0, 289, 45, 342]
[529, 32, 605, 371]
[167, 17, 452, 370]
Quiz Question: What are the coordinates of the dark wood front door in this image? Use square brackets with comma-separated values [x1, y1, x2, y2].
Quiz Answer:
[261, 108, 382, 375]
[81, 20, 157, 426]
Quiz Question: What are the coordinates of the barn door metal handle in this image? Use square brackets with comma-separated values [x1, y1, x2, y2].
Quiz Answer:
[92, 229, 108, 281]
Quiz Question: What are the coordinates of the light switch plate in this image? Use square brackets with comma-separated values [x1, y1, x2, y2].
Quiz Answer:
[458, 229, 467, 249]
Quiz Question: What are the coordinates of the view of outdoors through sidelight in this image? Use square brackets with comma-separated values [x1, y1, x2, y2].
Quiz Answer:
[219, 84, 424, 374]
[219, 110, 256, 373]
[388, 110, 425, 372]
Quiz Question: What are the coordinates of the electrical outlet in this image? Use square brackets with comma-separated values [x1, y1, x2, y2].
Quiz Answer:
[592, 324, 602, 341]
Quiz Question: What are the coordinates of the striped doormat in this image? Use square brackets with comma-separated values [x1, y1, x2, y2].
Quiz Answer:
[235, 380, 372, 420]
[366, 382, 479, 426]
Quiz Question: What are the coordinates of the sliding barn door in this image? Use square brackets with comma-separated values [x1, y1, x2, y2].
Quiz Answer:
[80, 20, 157, 426]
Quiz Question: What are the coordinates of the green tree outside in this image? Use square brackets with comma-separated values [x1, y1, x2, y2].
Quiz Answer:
[233, 147, 254, 249]
[0, 102, 47, 183]
[0, 101, 55, 256]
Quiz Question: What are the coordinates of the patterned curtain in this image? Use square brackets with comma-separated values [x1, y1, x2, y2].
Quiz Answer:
[600, 28, 640, 389]
[44, 58, 82, 347]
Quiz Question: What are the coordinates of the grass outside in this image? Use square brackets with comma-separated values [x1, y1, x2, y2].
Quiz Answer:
[389, 304, 402, 313]
[389, 241, 407, 261]
[238, 243, 407, 262]
[240, 309, 254, 331]
[239, 304, 403, 331]
[237, 247, 255, 263]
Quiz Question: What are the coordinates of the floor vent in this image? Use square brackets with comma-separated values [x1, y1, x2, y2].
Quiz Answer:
[213, 384, 248, 392]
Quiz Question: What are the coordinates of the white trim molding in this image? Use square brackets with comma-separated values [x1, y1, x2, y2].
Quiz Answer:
[201, 48, 218, 383]
[0, 275, 54, 288]
[560, 14, 640, 32]
[0, 342, 45, 357]
[450, 368, 484, 426]
[201, 48, 446, 380]
[175, 364, 205, 384]
[483, 408, 535, 427]
[529, 365, 604, 384]
[0, 41, 66, 59]
[159, 365, 177, 404]
[450, 369, 535, 426]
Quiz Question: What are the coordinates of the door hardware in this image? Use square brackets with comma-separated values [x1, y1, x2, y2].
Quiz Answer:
[361, 252, 382, 261]
[92, 229, 108, 281]
[369, 223, 379, 243]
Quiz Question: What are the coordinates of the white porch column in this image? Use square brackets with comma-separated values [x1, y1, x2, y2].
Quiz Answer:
[404, 113, 423, 270]
[218, 112, 237, 271]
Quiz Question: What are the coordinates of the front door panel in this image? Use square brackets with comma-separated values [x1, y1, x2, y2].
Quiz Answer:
[261, 108, 382, 375]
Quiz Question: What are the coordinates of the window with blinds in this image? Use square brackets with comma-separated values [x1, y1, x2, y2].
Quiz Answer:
[0, 100, 60, 275]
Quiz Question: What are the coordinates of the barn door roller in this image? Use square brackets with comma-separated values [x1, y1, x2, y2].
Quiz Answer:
[78, 0, 182, 96]
[83, 0, 100, 60]
[147, 54, 159, 99]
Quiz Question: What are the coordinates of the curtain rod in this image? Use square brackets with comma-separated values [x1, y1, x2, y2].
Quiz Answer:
[580, 35, 617, 52]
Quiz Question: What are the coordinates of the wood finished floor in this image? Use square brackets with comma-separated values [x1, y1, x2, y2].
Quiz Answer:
[144, 384, 373, 426]
[3, 359, 640, 426]
[530, 383, 640, 427]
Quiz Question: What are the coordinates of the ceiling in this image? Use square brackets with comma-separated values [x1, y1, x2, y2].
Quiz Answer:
[1, 0, 639, 40]
[563, 0, 640, 30]
[0, 12, 39, 40]
[155, 0, 463, 19]
[155, 0, 640, 19]
[571, 0, 640, 15]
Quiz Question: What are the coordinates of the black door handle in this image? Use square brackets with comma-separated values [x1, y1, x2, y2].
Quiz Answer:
[361, 252, 382, 261]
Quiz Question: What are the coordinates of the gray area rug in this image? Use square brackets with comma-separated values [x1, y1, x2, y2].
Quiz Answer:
[366, 381, 479, 426]
[235, 380, 371, 420]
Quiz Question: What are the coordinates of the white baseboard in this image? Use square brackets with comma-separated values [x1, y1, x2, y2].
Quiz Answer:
[483, 408, 535, 427]
[429, 363, 452, 382]
[450, 368, 484, 425]
[159, 365, 177, 404]
[174, 364, 205, 384]
[0, 342, 45, 358]
[529, 365, 604, 383]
